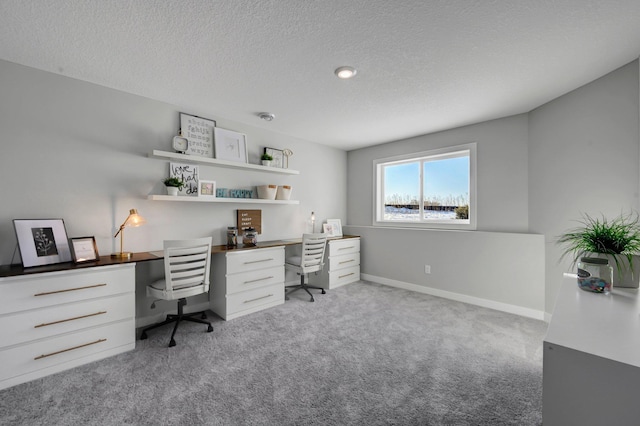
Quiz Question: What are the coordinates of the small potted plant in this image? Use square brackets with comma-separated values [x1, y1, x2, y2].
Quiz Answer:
[557, 212, 640, 288]
[261, 153, 273, 167]
[163, 177, 184, 196]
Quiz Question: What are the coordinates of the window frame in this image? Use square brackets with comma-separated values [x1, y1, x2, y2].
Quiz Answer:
[373, 143, 477, 230]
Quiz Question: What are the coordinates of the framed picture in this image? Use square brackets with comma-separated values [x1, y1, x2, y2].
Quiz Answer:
[264, 147, 284, 168]
[179, 113, 216, 158]
[70, 236, 99, 263]
[324, 219, 343, 237]
[13, 219, 72, 267]
[214, 128, 248, 163]
[170, 162, 199, 196]
[198, 180, 216, 198]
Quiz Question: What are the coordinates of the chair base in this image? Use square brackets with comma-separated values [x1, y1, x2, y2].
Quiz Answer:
[285, 274, 326, 302]
[139, 298, 213, 347]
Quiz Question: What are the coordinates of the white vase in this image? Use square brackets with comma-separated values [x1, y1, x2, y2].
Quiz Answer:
[166, 186, 179, 196]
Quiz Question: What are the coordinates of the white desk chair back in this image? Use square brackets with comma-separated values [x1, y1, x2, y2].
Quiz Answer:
[285, 233, 328, 302]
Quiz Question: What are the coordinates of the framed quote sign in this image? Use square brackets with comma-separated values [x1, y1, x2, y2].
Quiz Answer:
[237, 209, 262, 234]
[180, 113, 216, 158]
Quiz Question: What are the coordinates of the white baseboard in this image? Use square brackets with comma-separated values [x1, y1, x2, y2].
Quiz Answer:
[361, 273, 546, 321]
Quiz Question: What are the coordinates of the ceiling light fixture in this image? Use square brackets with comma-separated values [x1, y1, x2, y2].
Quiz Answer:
[335, 66, 357, 79]
[258, 112, 275, 121]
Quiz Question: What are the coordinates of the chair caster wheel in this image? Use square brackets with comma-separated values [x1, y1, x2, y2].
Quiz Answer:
[310, 298, 315, 302]
[207, 325, 213, 333]
[140, 332, 148, 340]
[169, 339, 176, 347]
[321, 290, 326, 294]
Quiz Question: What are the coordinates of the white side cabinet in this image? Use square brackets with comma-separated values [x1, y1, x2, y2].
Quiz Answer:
[309, 237, 360, 289]
[0, 264, 135, 390]
[210, 246, 285, 320]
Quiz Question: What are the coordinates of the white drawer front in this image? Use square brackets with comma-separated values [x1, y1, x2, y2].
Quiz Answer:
[328, 252, 360, 271]
[226, 266, 284, 295]
[0, 293, 134, 347]
[0, 320, 134, 382]
[226, 283, 284, 315]
[0, 265, 134, 315]
[226, 247, 284, 275]
[328, 238, 360, 257]
[329, 265, 360, 287]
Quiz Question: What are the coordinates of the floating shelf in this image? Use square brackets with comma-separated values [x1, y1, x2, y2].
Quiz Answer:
[149, 150, 299, 175]
[148, 195, 299, 205]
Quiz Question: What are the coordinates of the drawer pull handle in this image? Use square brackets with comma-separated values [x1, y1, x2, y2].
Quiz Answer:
[34, 283, 107, 297]
[339, 259, 355, 265]
[34, 338, 107, 360]
[244, 294, 273, 304]
[244, 276, 274, 284]
[243, 258, 274, 265]
[338, 246, 355, 251]
[339, 272, 355, 279]
[34, 311, 107, 328]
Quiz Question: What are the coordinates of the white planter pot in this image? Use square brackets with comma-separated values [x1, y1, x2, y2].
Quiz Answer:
[261, 160, 272, 167]
[166, 186, 179, 196]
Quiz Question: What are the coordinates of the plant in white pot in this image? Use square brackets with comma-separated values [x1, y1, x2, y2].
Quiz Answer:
[261, 153, 273, 167]
[557, 212, 640, 288]
[163, 177, 184, 196]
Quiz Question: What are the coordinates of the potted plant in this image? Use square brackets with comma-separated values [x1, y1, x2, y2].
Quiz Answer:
[261, 153, 273, 167]
[163, 177, 184, 196]
[557, 212, 640, 288]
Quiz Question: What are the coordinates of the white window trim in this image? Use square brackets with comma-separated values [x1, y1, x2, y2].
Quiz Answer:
[373, 142, 477, 230]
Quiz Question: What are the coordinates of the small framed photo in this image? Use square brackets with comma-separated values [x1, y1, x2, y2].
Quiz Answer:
[70, 236, 99, 263]
[179, 113, 216, 158]
[13, 219, 72, 267]
[324, 219, 343, 237]
[214, 128, 248, 163]
[264, 147, 284, 168]
[198, 180, 217, 198]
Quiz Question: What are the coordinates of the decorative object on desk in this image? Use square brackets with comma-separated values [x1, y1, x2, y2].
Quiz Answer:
[169, 162, 198, 196]
[257, 184, 277, 200]
[310, 211, 315, 233]
[112, 208, 146, 259]
[577, 257, 612, 294]
[282, 148, 293, 169]
[324, 219, 343, 237]
[179, 113, 215, 158]
[163, 176, 184, 196]
[69, 236, 99, 263]
[557, 212, 640, 288]
[198, 180, 216, 198]
[172, 135, 188, 154]
[242, 227, 257, 246]
[264, 147, 284, 168]
[226, 226, 238, 247]
[13, 219, 72, 267]
[214, 128, 248, 163]
[261, 153, 273, 167]
[237, 209, 262, 234]
[276, 185, 292, 200]
[216, 188, 227, 198]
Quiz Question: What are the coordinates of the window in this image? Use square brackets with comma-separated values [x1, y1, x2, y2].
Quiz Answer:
[374, 143, 476, 230]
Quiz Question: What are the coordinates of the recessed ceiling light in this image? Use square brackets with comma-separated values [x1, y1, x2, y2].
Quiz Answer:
[335, 66, 357, 79]
[258, 112, 275, 121]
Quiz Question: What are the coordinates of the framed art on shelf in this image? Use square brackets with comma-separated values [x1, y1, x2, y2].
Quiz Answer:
[69, 236, 99, 263]
[324, 219, 343, 237]
[214, 128, 248, 163]
[198, 180, 216, 198]
[170, 162, 199, 196]
[179, 113, 216, 158]
[13, 219, 72, 267]
[264, 147, 284, 168]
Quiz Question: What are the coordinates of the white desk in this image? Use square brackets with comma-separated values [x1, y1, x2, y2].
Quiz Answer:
[543, 274, 640, 425]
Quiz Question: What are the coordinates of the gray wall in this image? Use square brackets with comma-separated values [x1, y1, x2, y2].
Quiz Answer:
[0, 59, 347, 324]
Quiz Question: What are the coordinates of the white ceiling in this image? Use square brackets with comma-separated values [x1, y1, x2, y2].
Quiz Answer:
[2, 1, 640, 151]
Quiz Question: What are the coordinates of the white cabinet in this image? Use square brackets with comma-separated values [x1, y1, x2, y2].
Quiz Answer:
[0, 264, 135, 390]
[309, 237, 360, 289]
[210, 247, 285, 320]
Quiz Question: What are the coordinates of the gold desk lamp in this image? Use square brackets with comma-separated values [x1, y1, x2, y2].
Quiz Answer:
[112, 208, 146, 258]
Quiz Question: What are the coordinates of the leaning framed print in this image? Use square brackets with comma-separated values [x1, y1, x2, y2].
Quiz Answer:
[69, 236, 99, 263]
[13, 219, 72, 267]
[179, 113, 216, 158]
[324, 219, 343, 237]
[198, 180, 216, 198]
[214, 128, 248, 163]
[264, 147, 284, 168]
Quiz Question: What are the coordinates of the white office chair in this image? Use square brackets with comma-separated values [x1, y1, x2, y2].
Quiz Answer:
[285, 233, 328, 302]
[140, 237, 213, 347]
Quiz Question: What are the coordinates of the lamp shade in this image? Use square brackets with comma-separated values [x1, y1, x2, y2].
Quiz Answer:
[123, 209, 146, 228]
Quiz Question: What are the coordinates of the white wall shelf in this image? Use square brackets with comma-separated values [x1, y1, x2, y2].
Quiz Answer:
[148, 195, 299, 205]
[149, 150, 300, 175]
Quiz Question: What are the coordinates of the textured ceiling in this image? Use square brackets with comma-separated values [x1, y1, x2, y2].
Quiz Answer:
[2, 1, 640, 150]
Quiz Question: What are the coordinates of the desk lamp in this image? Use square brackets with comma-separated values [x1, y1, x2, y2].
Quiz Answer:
[112, 208, 146, 258]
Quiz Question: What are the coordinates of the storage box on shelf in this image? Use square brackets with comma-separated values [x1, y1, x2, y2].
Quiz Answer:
[309, 236, 360, 289]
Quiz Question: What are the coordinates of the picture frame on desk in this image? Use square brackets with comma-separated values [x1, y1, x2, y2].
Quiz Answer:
[13, 219, 72, 267]
[70, 236, 99, 263]
[323, 219, 343, 237]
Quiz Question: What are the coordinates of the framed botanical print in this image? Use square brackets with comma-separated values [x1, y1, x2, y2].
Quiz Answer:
[13, 219, 72, 267]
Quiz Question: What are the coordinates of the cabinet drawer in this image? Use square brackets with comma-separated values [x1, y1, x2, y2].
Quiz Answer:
[0, 265, 134, 315]
[328, 238, 360, 257]
[329, 265, 360, 287]
[226, 266, 284, 294]
[226, 283, 284, 315]
[328, 252, 360, 271]
[0, 320, 134, 382]
[226, 247, 284, 274]
[0, 293, 134, 347]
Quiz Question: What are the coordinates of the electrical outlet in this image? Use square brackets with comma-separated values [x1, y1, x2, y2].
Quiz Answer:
[424, 265, 431, 274]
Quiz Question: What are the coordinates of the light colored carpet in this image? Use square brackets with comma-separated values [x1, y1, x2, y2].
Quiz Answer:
[0, 281, 546, 425]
